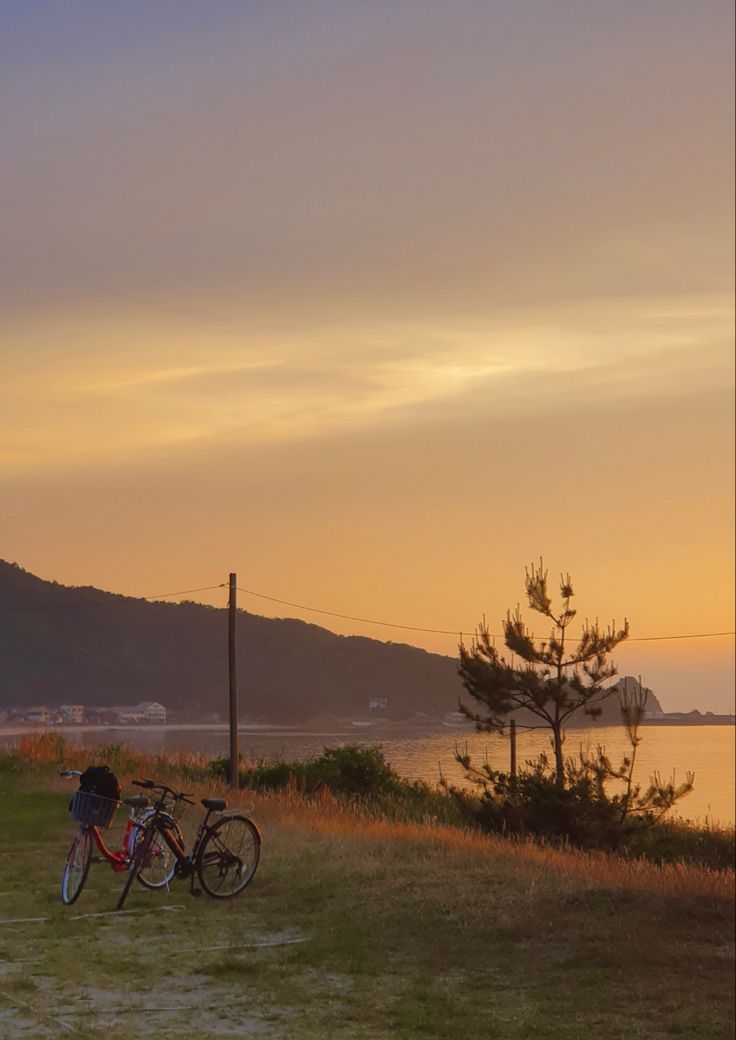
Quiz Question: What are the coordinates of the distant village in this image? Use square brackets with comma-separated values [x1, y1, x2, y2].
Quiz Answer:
[0, 701, 169, 727]
[0, 693, 733, 730]
[0, 699, 392, 729]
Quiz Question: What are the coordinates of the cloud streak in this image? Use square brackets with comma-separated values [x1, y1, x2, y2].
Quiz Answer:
[2, 296, 732, 472]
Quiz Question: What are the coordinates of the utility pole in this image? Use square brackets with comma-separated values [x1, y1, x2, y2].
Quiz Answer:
[228, 572, 239, 789]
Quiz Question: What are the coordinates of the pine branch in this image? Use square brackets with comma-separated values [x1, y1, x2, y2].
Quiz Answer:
[457, 562, 630, 788]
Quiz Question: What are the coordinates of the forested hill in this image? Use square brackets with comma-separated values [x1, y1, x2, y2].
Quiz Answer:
[0, 560, 463, 721]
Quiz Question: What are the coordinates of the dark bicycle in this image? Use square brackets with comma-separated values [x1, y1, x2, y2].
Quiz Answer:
[117, 778, 261, 911]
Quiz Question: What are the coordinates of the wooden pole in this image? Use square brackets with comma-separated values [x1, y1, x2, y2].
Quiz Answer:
[228, 573, 239, 789]
[509, 718, 517, 779]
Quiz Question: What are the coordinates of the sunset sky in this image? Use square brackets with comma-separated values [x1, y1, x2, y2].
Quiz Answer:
[1, 2, 733, 711]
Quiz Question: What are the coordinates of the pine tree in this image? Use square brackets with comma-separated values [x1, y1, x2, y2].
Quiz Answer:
[458, 561, 629, 786]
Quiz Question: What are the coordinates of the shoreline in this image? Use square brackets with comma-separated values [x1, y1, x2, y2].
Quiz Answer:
[1, 716, 733, 741]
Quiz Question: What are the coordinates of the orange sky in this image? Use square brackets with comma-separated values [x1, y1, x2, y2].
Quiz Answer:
[1, 2, 733, 711]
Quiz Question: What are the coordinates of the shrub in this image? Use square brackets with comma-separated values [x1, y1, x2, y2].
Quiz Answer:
[211, 745, 402, 798]
[446, 752, 636, 849]
[303, 745, 402, 797]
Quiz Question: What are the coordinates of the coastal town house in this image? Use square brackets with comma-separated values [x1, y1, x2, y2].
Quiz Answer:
[137, 701, 167, 723]
[110, 701, 167, 724]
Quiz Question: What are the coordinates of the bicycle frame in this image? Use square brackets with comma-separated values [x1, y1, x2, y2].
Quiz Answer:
[138, 802, 224, 886]
[83, 815, 138, 872]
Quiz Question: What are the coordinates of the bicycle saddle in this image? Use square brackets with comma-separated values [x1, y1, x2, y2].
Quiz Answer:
[123, 796, 149, 809]
[201, 798, 227, 812]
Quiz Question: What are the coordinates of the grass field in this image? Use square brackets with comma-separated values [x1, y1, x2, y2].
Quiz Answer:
[0, 759, 733, 1039]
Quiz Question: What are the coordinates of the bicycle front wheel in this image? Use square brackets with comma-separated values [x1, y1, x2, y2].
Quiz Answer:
[61, 830, 91, 905]
[197, 815, 261, 898]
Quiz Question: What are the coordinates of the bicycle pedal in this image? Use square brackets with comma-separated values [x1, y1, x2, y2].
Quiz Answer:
[90, 856, 102, 864]
[191, 887, 203, 898]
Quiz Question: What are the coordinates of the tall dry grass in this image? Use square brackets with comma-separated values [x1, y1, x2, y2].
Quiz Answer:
[245, 782, 735, 904]
[10, 730, 216, 782]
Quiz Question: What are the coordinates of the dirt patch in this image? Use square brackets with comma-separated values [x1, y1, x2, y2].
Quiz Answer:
[1, 972, 296, 1038]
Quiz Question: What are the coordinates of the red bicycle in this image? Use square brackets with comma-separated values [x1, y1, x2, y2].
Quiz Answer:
[60, 769, 183, 905]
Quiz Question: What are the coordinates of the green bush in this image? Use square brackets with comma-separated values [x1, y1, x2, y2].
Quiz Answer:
[624, 817, 736, 871]
[211, 744, 402, 797]
[304, 745, 402, 797]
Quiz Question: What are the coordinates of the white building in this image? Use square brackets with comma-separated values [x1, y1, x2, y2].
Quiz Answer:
[135, 701, 167, 724]
[108, 702, 167, 724]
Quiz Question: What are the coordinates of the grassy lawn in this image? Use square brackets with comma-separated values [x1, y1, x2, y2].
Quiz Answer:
[0, 761, 733, 1039]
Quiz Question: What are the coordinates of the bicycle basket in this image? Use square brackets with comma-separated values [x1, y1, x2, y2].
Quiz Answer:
[170, 796, 191, 825]
[69, 789, 120, 828]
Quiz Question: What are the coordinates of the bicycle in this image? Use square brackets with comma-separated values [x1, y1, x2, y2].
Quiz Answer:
[117, 778, 261, 911]
[60, 769, 182, 905]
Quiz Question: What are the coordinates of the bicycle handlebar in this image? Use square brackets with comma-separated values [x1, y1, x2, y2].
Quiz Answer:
[59, 770, 82, 779]
[132, 778, 195, 805]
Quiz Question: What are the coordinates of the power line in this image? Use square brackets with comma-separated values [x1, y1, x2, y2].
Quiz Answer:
[237, 587, 464, 635]
[141, 584, 226, 601]
[625, 631, 735, 643]
[1, 577, 733, 643]
[0, 584, 226, 610]
[236, 586, 734, 643]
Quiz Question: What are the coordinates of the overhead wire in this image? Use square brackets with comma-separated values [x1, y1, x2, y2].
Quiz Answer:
[0, 583, 226, 610]
[141, 583, 227, 601]
[236, 586, 734, 643]
[0, 577, 733, 643]
[236, 586, 463, 635]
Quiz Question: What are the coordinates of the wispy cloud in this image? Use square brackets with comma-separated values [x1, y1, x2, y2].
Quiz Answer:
[76, 359, 281, 393]
[1, 296, 731, 474]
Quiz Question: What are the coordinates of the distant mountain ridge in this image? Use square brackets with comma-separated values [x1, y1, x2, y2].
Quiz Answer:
[0, 560, 463, 721]
[0, 561, 664, 723]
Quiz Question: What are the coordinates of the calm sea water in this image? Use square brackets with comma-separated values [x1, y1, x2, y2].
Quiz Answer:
[3, 723, 734, 826]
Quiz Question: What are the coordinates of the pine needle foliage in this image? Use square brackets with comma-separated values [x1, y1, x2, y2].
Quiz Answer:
[458, 561, 629, 785]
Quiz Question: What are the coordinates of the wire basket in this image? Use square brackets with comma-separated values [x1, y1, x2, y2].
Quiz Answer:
[69, 789, 120, 829]
[169, 796, 191, 825]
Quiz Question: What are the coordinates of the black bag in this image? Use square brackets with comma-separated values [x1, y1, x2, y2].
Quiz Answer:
[78, 764, 121, 802]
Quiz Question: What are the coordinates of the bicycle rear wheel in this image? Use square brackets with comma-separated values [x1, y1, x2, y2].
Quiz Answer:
[61, 829, 91, 905]
[197, 815, 261, 898]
